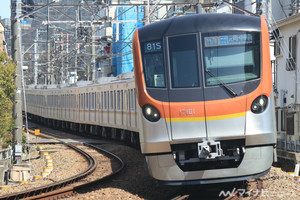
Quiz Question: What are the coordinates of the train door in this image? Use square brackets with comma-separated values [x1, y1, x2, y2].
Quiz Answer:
[167, 34, 207, 140]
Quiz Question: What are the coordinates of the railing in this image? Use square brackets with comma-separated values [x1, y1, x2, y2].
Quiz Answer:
[277, 139, 300, 153]
[0, 146, 12, 160]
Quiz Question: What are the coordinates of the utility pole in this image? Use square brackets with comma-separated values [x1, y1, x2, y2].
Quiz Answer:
[60, 33, 64, 83]
[74, 9, 79, 84]
[34, 29, 39, 85]
[11, 0, 23, 164]
[144, 0, 150, 25]
[47, 0, 51, 84]
[66, 33, 69, 84]
[91, 23, 96, 81]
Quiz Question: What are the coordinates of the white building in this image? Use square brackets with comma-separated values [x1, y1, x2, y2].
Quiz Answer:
[273, 13, 300, 155]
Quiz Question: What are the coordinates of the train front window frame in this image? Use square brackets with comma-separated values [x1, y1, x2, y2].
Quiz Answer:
[202, 31, 261, 87]
[141, 40, 166, 88]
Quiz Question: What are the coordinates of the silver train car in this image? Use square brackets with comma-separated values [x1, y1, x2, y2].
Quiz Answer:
[132, 14, 276, 185]
[26, 73, 140, 144]
[26, 14, 276, 185]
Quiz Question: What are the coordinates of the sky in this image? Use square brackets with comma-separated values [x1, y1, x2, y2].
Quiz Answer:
[0, 1, 11, 19]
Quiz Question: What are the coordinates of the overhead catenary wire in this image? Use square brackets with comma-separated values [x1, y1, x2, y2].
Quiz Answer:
[21, 0, 206, 84]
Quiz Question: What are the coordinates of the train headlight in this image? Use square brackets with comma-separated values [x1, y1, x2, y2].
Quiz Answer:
[251, 95, 268, 114]
[142, 104, 160, 122]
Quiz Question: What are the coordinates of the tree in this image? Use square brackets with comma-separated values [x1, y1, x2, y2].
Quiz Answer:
[0, 52, 16, 147]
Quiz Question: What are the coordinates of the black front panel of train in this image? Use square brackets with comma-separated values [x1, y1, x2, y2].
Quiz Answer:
[141, 30, 261, 102]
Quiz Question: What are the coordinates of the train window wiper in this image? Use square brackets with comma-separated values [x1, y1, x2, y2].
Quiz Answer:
[205, 69, 238, 97]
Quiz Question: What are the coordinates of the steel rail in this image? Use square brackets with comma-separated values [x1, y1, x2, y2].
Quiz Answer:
[0, 143, 97, 200]
[0, 129, 125, 200]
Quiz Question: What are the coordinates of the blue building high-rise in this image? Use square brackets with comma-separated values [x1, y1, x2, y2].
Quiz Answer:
[112, 6, 144, 76]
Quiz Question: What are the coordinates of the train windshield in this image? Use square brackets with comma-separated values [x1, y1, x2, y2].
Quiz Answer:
[169, 34, 200, 88]
[141, 41, 165, 88]
[202, 32, 260, 86]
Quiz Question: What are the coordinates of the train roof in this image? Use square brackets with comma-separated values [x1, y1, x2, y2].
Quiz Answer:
[137, 13, 261, 42]
[27, 72, 134, 90]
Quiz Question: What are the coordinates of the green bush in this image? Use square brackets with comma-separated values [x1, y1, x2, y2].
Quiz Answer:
[0, 52, 16, 147]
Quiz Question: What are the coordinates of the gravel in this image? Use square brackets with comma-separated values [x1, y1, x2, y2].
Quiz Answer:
[0, 141, 299, 200]
[0, 144, 88, 196]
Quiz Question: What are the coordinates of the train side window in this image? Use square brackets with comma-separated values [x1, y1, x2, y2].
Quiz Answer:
[104, 92, 107, 109]
[73, 94, 75, 109]
[47, 96, 50, 107]
[121, 90, 124, 111]
[134, 88, 136, 110]
[78, 94, 80, 109]
[131, 89, 134, 110]
[69, 94, 72, 109]
[110, 91, 113, 109]
[71, 94, 74, 109]
[169, 34, 200, 88]
[114, 91, 116, 110]
[83, 94, 85, 109]
[96, 92, 100, 110]
[92, 93, 95, 109]
[91, 93, 94, 109]
[65, 95, 67, 108]
[85, 93, 88, 109]
[117, 91, 120, 110]
[101, 92, 103, 109]
[79, 94, 82, 109]
[81, 94, 84, 109]
[89, 93, 92, 109]
[94, 92, 96, 109]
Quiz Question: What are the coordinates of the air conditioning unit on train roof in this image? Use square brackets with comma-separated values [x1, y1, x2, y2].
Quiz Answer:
[116, 72, 134, 80]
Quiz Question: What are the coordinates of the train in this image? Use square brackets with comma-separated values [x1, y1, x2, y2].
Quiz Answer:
[26, 13, 276, 185]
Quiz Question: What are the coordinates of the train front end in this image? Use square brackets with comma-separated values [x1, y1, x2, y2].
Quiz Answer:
[133, 14, 276, 185]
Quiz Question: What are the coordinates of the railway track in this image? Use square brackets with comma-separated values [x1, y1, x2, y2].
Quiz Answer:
[0, 129, 125, 200]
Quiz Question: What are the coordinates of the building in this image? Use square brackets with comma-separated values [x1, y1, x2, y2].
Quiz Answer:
[0, 19, 7, 53]
[2, 18, 11, 56]
[273, 13, 300, 163]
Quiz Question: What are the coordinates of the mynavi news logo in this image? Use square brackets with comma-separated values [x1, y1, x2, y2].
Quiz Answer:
[219, 188, 297, 198]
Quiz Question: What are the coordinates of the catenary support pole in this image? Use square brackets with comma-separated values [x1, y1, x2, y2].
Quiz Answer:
[11, 0, 23, 164]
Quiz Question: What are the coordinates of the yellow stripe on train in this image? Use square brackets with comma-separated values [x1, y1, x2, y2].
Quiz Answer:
[165, 112, 245, 122]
